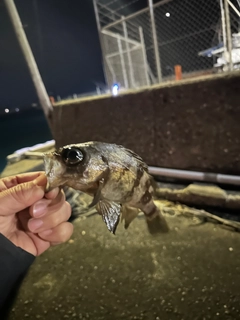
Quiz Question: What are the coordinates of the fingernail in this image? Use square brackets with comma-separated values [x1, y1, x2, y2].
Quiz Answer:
[34, 174, 47, 187]
[33, 201, 49, 217]
[40, 229, 53, 236]
[45, 187, 60, 199]
[29, 219, 43, 232]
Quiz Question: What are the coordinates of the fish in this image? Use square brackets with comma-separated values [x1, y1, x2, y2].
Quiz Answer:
[44, 141, 169, 235]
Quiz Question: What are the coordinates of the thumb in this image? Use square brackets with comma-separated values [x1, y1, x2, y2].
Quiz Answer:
[0, 174, 47, 216]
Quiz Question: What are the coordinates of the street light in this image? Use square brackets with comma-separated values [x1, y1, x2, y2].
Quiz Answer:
[112, 83, 120, 96]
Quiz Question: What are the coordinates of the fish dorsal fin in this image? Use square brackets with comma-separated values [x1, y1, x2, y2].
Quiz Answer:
[96, 200, 121, 234]
[119, 146, 148, 171]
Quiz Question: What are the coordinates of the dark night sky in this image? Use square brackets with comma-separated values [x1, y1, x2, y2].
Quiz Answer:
[1, 0, 238, 111]
[0, 0, 105, 109]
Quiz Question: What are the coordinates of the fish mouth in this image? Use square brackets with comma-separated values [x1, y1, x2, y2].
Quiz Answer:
[44, 154, 66, 191]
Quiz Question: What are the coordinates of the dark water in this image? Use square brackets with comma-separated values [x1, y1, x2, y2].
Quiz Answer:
[0, 109, 52, 173]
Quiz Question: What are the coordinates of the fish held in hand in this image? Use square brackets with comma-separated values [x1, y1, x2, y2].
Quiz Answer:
[44, 142, 169, 235]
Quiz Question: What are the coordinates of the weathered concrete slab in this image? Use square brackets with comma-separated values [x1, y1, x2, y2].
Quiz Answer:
[5, 211, 240, 320]
[50, 72, 240, 174]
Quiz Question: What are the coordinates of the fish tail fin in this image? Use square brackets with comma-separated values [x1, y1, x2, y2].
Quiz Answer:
[143, 202, 169, 234]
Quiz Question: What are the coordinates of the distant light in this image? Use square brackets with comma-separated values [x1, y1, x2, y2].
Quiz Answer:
[112, 83, 119, 96]
[5, 108, 9, 113]
[15, 108, 19, 112]
[165, 12, 170, 17]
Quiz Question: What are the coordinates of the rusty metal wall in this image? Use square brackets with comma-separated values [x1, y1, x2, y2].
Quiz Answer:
[51, 73, 240, 175]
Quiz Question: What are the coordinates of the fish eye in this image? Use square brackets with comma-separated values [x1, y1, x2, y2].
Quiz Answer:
[61, 147, 83, 165]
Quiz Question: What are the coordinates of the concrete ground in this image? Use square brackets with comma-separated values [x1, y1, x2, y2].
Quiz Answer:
[5, 209, 240, 320]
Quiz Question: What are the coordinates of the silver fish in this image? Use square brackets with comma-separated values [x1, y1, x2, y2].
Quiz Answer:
[44, 142, 169, 234]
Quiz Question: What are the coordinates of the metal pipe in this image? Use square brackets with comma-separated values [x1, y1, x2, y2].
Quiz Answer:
[102, 29, 140, 46]
[103, 7, 149, 30]
[98, 2, 143, 36]
[228, 0, 240, 17]
[139, 26, 150, 86]
[93, 0, 109, 86]
[122, 16, 135, 88]
[147, 64, 157, 84]
[102, 0, 174, 31]
[148, 0, 162, 82]
[224, 0, 233, 71]
[106, 56, 117, 82]
[105, 45, 140, 59]
[98, 1, 119, 18]
[117, 35, 129, 88]
[4, 0, 53, 119]
[220, 0, 227, 53]
[148, 166, 240, 186]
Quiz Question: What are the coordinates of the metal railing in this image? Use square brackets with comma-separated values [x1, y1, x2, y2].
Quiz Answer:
[94, 0, 240, 90]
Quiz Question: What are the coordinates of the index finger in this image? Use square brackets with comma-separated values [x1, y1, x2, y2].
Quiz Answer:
[0, 172, 45, 192]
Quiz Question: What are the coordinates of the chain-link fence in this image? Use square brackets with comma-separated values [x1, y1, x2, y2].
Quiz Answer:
[94, 0, 240, 90]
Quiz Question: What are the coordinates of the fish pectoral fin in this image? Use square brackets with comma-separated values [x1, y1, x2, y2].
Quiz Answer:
[96, 200, 121, 234]
[88, 168, 110, 208]
[121, 205, 140, 229]
[88, 179, 104, 208]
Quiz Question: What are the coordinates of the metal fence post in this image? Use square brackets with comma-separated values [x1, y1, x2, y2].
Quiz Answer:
[117, 36, 129, 89]
[228, 0, 240, 18]
[220, 0, 227, 52]
[106, 56, 116, 83]
[139, 27, 150, 86]
[4, 0, 53, 120]
[148, 0, 162, 82]
[93, 0, 110, 87]
[220, 0, 227, 55]
[122, 16, 135, 88]
[224, 0, 233, 71]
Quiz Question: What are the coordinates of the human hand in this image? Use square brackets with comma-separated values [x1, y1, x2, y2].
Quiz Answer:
[0, 172, 73, 256]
